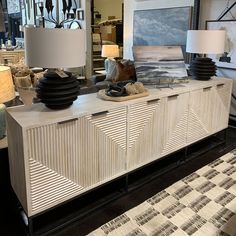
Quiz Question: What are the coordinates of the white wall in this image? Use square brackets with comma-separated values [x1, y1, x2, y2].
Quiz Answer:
[94, 0, 123, 22]
[123, 0, 195, 59]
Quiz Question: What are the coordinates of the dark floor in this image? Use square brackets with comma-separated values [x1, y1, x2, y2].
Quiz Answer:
[0, 126, 236, 236]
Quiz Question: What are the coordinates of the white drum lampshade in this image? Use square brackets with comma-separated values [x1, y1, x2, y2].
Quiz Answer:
[24, 27, 86, 68]
[186, 30, 225, 54]
[24, 27, 86, 109]
[186, 30, 225, 80]
[0, 66, 15, 139]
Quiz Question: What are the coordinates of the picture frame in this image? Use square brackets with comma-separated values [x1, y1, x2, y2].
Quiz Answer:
[133, 6, 193, 63]
[133, 45, 188, 85]
[77, 9, 84, 20]
[206, 20, 236, 70]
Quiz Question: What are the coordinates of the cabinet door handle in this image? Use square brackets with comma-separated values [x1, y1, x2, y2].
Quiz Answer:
[92, 111, 108, 117]
[58, 118, 78, 125]
[168, 94, 179, 99]
[203, 86, 212, 91]
[147, 98, 160, 104]
[217, 83, 224, 88]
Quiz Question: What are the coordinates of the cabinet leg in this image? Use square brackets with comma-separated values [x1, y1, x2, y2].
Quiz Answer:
[184, 146, 188, 162]
[18, 206, 33, 236]
[223, 129, 227, 143]
[125, 175, 129, 192]
[28, 217, 34, 236]
[179, 147, 187, 165]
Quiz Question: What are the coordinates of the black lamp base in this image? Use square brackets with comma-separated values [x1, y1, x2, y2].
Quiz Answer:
[189, 57, 216, 80]
[36, 71, 79, 109]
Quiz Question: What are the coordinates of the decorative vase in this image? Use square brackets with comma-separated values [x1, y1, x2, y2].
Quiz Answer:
[14, 74, 32, 88]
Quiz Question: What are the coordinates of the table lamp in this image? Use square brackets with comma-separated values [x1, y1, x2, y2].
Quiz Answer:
[101, 45, 119, 72]
[0, 66, 15, 139]
[24, 27, 86, 109]
[186, 30, 225, 80]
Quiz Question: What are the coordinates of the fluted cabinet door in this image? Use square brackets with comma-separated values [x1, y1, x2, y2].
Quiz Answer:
[211, 83, 232, 133]
[127, 98, 165, 170]
[26, 106, 127, 216]
[83, 107, 127, 181]
[187, 86, 213, 144]
[160, 92, 189, 157]
[27, 118, 84, 215]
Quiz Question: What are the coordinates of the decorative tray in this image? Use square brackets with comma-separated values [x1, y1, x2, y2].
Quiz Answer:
[97, 89, 149, 102]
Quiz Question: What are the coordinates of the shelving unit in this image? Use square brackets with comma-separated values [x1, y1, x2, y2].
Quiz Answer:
[92, 32, 105, 73]
[0, 49, 24, 64]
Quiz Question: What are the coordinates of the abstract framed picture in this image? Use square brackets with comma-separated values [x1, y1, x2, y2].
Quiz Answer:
[206, 20, 236, 70]
[133, 45, 188, 85]
[133, 6, 193, 63]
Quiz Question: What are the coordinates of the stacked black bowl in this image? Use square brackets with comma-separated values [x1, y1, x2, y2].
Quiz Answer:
[189, 57, 216, 80]
[36, 71, 79, 109]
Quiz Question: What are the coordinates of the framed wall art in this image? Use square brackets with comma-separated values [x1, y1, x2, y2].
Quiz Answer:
[206, 20, 236, 70]
[133, 45, 188, 85]
[133, 6, 193, 63]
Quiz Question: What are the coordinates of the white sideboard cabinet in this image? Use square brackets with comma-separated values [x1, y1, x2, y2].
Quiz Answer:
[6, 77, 232, 217]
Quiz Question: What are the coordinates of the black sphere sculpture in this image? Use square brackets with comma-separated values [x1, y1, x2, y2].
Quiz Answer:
[189, 57, 216, 80]
[36, 71, 79, 109]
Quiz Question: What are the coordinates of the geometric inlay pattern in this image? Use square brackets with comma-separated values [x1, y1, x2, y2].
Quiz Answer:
[27, 107, 127, 215]
[128, 100, 164, 168]
[187, 109, 209, 143]
[211, 85, 231, 132]
[129, 101, 161, 149]
[161, 92, 189, 156]
[187, 88, 213, 144]
[86, 107, 127, 150]
[161, 109, 188, 156]
[30, 159, 83, 214]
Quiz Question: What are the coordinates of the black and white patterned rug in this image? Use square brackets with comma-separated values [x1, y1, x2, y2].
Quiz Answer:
[88, 150, 236, 236]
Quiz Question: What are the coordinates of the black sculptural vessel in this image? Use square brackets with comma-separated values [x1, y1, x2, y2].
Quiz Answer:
[36, 70, 79, 109]
[189, 57, 216, 81]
